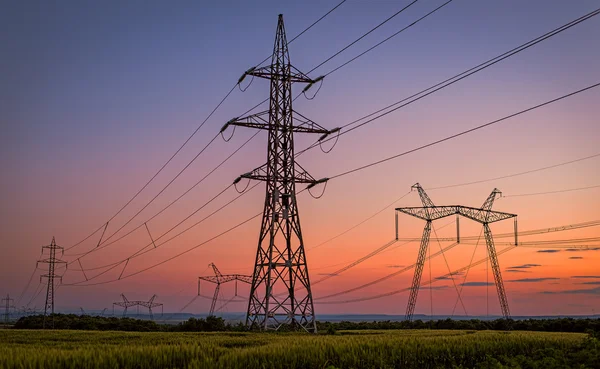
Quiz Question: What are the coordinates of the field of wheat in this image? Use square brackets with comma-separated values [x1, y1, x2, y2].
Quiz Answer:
[0, 329, 596, 368]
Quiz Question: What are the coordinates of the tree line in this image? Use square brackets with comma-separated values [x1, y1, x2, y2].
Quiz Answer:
[12, 314, 600, 336]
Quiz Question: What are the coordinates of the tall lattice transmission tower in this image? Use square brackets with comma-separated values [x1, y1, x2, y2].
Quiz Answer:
[37, 236, 67, 328]
[222, 14, 336, 332]
[2, 294, 14, 325]
[395, 184, 517, 321]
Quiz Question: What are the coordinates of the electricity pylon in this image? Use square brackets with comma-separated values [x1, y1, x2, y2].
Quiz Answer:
[2, 294, 14, 324]
[221, 14, 336, 332]
[112, 294, 163, 319]
[396, 183, 517, 321]
[37, 237, 67, 328]
[198, 263, 251, 316]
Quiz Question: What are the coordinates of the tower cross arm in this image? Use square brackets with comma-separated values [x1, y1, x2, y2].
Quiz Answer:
[199, 276, 220, 284]
[216, 274, 252, 284]
[223, 111, 331, 135]
[237, 162, 319, 184]
[395, 206, 460, 221]
[245, 64, 314, 83]
[456, 206, 516, 224]
[234, 275, 253, 284]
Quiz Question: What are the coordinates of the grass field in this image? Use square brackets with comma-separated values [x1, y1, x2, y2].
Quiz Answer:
[1, 329, 598, 368]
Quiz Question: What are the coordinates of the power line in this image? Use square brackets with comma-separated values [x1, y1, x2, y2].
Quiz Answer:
[307, 0, 419, 74]
[67, 86, 237, 251]
[298, 7, 600, 155]
[311, 219, 456, 282]
[63, 211, 263, 287]
[67, 183, 261, 273]
[85, 1, 457, 263]
[315, 242, 460, 300]
[62, 3, 455, 285]
[502, 184, 600, 198]
[315, 245, 516, 304]
[68, 183, 234, 263]
[289, 1, 349, 44]
[395, 219, 600, 242]
[431, 225, 468, 316]
[59, 9, 600, 288]
[309, 146, 594, 253]
[86, 133, 221, 250]
[309, 191, 411, 251]
[66, 2, 348, 252]
[313, 220, 599, 300]
[451, 228, 484, 316]
[426, 153, 600, 191]
[328, 82, 600, 180]
[62, 5, 597, 274]
[66, 131, 260, 258]
[311, 239, 399, 286]
[74, 0, 372, 259]
[15, 251, 42, 306]
[323, 0, 453, 77]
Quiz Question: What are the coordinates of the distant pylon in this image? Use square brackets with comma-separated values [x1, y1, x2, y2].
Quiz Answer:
[2, 294, 14, 325]
[198, 263, 251, 316]
[396, 184, 517, 321]
[222, 14, 337, 332]
[112, 294, 163, 319]
[37, 237, 67, 328]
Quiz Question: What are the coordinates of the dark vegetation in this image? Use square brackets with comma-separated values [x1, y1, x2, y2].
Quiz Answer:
[14, 314, 600, 336]
[14, 314, 237, 332]
[317, 317, 600, 334]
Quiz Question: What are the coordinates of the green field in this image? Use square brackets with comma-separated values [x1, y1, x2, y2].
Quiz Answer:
[1, 329, 598, 369]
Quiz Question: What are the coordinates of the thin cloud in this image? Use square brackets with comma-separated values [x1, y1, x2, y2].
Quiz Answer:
[571, 276, 600, 279]
[505, 269, 531, 273]
[566, 247, 600, 252]
[318, 273, 339, 277]
[540, 287, 600, 295]
[537, 249, 561, 253]
[580, 281, 600, 285]
[508, 264, 541, 269]
[387, 265, 405, 268]
[508, 278, 559, 283]
[569, 256, 583, 260]
[460, 282, 494, 287]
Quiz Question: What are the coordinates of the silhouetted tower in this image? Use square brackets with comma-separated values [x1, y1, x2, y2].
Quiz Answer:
[198, 263, 251, 316]
[2, 294, 14, 324]
[112, 294, 163, 319]
[396, 184, 517, 321]
[37, 237, 67, 328]
[222, 15, 335, 332]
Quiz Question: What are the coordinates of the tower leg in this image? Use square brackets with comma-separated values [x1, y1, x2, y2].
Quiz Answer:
[405, 221, 432, 321]
[514, 218, 518, 246]
[210, 284, 220, 316]
[483, 223, 511, 319]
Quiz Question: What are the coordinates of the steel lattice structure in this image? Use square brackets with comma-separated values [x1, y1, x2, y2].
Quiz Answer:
[396, 183, 517, 321]
[112, 294, 163, 319]
[198, 263, 251, 316]
[2, 294, 14, 325]
[37, 237, 67, 328]
[221, 15, 336, 332]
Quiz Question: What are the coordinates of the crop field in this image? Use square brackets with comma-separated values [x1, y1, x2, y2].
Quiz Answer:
[0, 329, 598, 369]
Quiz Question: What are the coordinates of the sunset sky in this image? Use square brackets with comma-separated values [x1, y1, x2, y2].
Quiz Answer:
[1, 0, 599, 318]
